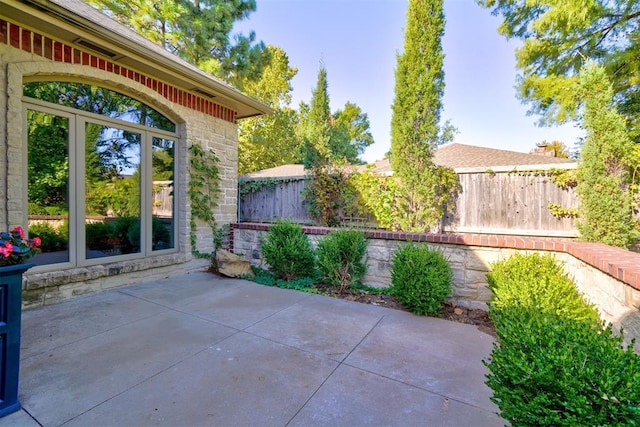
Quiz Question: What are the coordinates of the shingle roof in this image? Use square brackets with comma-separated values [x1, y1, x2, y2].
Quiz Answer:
[243, 164, 308, 178]
[243, 143, 577, 178]
[434, 143, 576, 170]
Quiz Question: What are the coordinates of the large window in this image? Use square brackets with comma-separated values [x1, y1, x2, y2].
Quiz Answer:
[24, 82, 177, 268]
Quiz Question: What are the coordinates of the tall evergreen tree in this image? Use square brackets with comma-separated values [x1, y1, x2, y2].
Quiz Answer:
[390, 0, 458, 232]
[300, 65, 366, 226]
[86, 0, 268, 86]
[302, 64, 332, 166]
[576, 62, 638, 248]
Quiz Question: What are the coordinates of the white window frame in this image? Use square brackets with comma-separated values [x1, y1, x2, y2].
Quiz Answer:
[23, 97, 179, 271]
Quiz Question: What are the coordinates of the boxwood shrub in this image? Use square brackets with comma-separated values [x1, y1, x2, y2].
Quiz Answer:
[487, 252, 600, 324]
[390, 243, 452, 316]
[485, 253, 640, 426]
[260, 220, 315, 281]
[316, 229, 368, 292]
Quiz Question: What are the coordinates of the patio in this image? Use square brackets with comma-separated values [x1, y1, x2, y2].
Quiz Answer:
[2, 271, 502, 426]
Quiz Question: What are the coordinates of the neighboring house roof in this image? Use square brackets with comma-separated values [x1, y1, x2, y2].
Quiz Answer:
[245, 164, 309, 179]
[433, 143, 576, 172]
[2, 0, 271, 119]
[243, 143, 577, 178]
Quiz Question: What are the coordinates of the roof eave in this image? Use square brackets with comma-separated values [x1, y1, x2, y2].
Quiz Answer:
[5, 0, 272, 118]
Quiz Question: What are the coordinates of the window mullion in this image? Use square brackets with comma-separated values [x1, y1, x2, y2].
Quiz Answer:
[76, 117, 87, 267]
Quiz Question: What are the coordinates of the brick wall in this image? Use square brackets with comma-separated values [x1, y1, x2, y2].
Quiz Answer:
[231, 223, 640, 351]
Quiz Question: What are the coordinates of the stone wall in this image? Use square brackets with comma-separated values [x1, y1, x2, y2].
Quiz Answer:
[23, 256, 210, 308]
[231, 223, 640, 351]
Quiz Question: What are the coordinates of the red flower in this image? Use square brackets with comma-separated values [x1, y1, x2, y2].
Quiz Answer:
[33, 236, 42, 247]
[14, 226, 25, 239]
[0, 243, 12, 258]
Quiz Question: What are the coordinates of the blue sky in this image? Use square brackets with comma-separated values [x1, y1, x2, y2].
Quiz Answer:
[235, 0, 584, 163]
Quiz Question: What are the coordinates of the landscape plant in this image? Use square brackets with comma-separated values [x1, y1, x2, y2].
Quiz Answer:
[0, 226, 41, 266]
[486, 252, 600, 324]
[485, 253, 640, 425]
[390, 243, 452, 315]
[28, 222, 68, 253]
[260, 220, 315, 281]
[188, 144, 220, 258]
[390, 0, 459, 232]
[316, 229, 368, 292]
[576, 63, 638, 248]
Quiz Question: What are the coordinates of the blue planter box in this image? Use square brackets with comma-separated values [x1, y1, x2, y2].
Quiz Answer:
[0, 263, 33, 418]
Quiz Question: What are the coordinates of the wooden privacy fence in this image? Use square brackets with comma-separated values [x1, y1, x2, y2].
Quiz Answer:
[239, 177, 313, 224]
[238, 169, 580, 237]
[443, 171, 578, 237]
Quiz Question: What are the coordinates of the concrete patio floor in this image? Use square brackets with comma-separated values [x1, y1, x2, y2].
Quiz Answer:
[2, 270, 503, 426]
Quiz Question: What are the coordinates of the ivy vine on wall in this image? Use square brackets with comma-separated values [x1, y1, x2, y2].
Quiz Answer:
[548, 203, 579, 219]
[508, 168, 579, 218]
[188, 144, 221, 258]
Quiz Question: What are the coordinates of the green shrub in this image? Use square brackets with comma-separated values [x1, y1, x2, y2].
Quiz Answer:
[316, 229, 368, 292]
[390, 243, 452, 315]
[28, 222, 68, 252]
[486, 307, 640, 426]
[251, 267, 318, 292]
[260, 220, 315, 281]
[485, 253, 640, 425]
[487, 253, 600, 324]
[85, 222, 115, 250]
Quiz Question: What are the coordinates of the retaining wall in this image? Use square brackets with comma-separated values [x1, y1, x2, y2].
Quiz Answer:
[231, 223, 640, 351]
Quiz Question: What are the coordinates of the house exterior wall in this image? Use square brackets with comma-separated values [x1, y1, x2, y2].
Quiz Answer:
[1, 19, 240, 306]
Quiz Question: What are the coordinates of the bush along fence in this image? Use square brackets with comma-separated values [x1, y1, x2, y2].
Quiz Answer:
[230, 222, 640, 352]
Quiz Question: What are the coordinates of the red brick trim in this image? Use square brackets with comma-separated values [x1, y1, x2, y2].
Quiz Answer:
[0, 19, 237, 124]
[231, 222, 640, 291]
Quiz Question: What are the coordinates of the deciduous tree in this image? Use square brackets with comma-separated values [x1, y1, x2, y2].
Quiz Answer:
[333, 102, 374, 163]
[237, 46, 301, 174]
[476, 0, 640, 142]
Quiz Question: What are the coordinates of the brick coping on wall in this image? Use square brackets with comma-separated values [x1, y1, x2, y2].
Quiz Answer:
[230, 223, 640, 291]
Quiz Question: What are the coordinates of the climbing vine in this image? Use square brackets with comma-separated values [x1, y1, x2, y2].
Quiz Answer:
[548, 203, 579, 219]
[238, 177, 307, 196]
[507, 168, 577, 189]
[188, 144, 221, 258]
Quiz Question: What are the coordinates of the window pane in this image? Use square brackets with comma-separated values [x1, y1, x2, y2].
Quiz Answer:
[85, 123, 141, 259]
[24, 82, 175, 132]
[152, 137, 175, 250]
[27, 110, 70, 265]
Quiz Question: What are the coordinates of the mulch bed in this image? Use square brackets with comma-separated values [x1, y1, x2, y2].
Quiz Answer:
[315, 285, 497, 338]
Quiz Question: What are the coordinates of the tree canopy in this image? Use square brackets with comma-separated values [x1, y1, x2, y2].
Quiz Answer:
[298, 65, 373, 166]
[333, 102, 374, 163]
[86, 0, 269, 86]
[476, 0, 640, 141]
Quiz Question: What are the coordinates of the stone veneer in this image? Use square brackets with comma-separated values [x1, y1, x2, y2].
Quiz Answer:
[231, 223, 640, 351]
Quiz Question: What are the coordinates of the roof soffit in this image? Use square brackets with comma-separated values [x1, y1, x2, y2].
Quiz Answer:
[2, 0, 271, 118]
